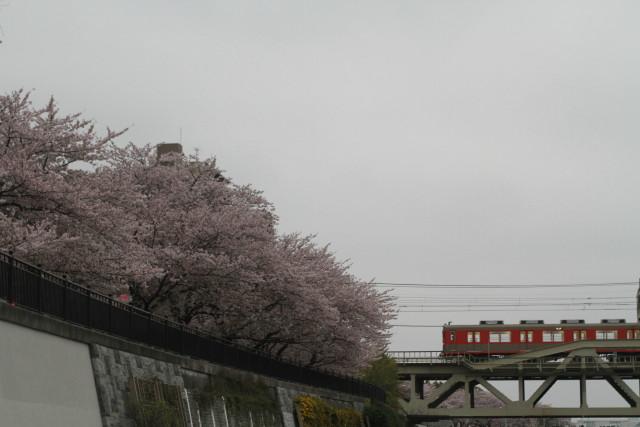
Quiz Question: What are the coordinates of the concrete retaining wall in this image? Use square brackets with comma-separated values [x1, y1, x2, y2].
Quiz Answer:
[91, 343, 366, 426]
[0, 320, 102, 427]
[0, 302, 368, 427]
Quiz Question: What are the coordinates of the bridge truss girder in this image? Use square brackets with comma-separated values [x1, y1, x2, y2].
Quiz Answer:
[397, 346, 640, 420]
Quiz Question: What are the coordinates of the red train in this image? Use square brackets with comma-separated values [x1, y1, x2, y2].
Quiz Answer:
[442, 318, 640, 356]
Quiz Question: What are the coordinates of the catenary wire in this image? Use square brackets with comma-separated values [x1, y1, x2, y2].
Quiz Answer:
[397, 302, 635, 308]
[373, 281, 637, 288]
[397, 307, 636, 313]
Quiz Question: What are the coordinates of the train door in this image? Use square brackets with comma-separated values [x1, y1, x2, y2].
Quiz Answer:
[572, 330, 587, 341]
[519, 330, 533, 351]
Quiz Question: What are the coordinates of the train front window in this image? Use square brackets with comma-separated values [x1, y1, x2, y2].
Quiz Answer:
[450, 332, 456, 342]
[489, 331, 511, 343]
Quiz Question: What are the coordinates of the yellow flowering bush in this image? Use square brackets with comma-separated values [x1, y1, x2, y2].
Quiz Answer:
[295, 395, 362, 427]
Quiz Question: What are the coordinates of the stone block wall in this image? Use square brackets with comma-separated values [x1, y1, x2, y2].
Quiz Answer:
[89, 343, 367, 427]
[90, 345, 185, 427]
[0, 303, 369, 427]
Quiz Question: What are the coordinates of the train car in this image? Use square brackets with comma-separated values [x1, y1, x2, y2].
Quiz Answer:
[442, 319, 640, 356]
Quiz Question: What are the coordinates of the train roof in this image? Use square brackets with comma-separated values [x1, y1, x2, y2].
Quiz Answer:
[443, 320, 637, 330]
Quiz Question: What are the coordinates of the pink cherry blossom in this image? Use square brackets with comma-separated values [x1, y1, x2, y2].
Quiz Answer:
[0, 91, 393, 373]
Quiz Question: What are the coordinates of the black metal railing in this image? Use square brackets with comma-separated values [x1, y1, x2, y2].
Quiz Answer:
[0, 251, 385, 401]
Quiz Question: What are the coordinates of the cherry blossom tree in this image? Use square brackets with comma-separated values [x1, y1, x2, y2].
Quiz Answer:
[0, 90, 125, 273]
[416, 382, 571, 427]
[93, 144, 393, 371]
[0, 90, 394, 373]
[91, 142, 278, 310]
[198, 233, 395, 371]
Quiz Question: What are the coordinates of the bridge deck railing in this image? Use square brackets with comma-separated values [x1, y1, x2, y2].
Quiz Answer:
[388, 350, 640, 372]
[0, 251, 385, 402]
[387, 351, 465, 365]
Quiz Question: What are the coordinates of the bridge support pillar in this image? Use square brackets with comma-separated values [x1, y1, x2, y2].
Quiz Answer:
[393, 346, 640, 420]
[464, 380, 475, 409]
[518, 377, 525, 402]
[409, 374, 420, 402]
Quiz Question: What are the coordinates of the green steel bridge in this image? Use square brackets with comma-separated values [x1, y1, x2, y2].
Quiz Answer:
[389, 341, 640, 423]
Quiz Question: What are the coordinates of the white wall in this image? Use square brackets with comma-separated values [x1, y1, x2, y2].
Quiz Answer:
[0, 320, 103, 427]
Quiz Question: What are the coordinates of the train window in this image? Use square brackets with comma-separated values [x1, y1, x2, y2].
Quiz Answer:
[627, 330, 633, 340]
[636, 330, 640, 339]
[573, 330, 587, 341]
[450, 332, 456, 342]
[475, 332, 481, 343]
[596, 330, 617, 340]
[543, 330, 564, 342]
[467, 332, 473, 343]
[573, 331, 582, 341]
[489, 331, 511, 343]
[628, 330, 640, 339]
[519, 331, 533, 342]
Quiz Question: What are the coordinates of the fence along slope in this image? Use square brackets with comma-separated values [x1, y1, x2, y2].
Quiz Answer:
[0, 251, 384, 401]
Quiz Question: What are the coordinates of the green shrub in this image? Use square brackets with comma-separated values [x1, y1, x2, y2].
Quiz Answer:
[129, 398, 182, 427]
[361, 355, 401, 409]
[364, 402, 405, 427]
[194, 374, 279, 414]
[295, 395, 362, 427]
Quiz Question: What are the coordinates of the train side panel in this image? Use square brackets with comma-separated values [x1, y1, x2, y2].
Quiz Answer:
[442, 324, 640, 356]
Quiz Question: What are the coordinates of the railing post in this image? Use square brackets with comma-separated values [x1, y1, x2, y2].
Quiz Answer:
[164, 319, 168, 348]
[37, 269, 43, 312]
[61, 276, 67, 320]
[86, 290, 91, 328]
[128, 306, 133, 338]
[7, 252, 14, 304]
[108, 299, 112, 333]
[146, 312, 152, 347]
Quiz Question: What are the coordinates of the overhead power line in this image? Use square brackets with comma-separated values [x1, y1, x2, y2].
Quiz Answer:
[398, 302, 635, 308]
[395, 296, 633, 304]
[395, 296, 633, 300]
[374, 281, 637, 289]
[398, 307, 634, 313]
[391, 324, 443, 328]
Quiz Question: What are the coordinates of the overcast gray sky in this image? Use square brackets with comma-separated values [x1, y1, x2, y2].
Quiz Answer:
[3, 1, 640, 404]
